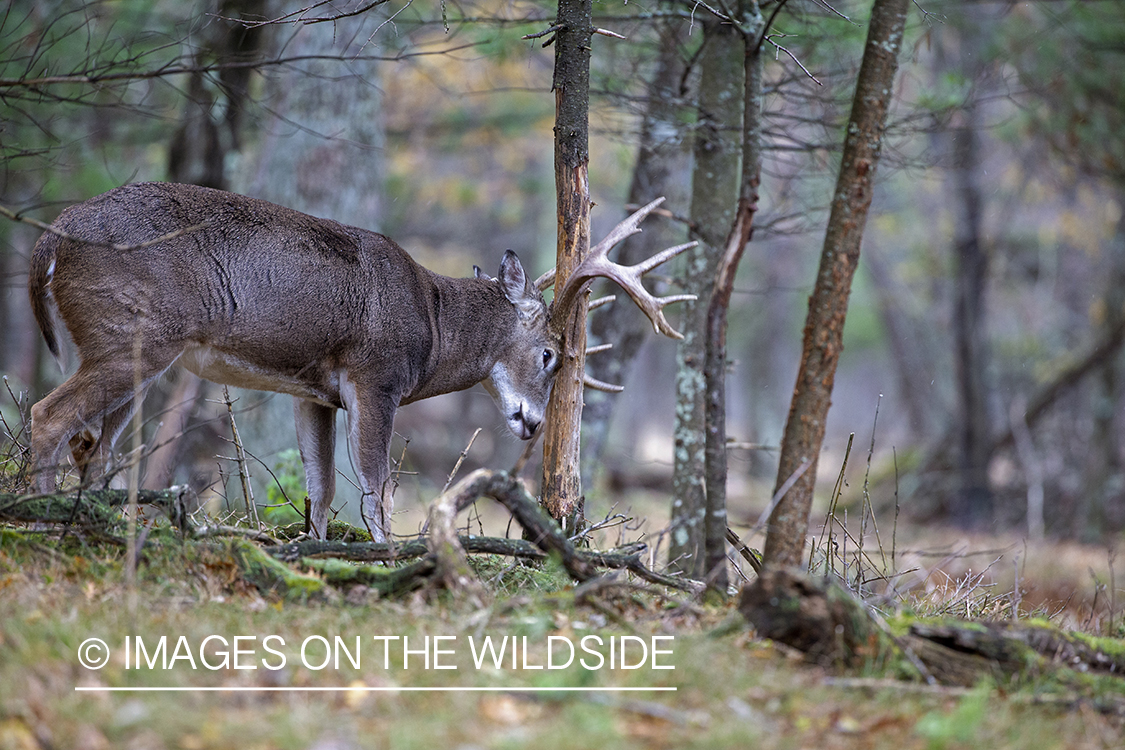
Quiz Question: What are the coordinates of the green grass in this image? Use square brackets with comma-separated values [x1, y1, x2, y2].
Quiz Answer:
[1, 529, 1121, 749]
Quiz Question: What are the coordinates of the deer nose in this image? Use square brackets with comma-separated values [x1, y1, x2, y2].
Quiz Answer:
[511, 408, 540, 439]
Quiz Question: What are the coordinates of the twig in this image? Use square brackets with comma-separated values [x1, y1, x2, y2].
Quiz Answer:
[765, 35, 822, 85]
[442, 428, 481, 493]
[757, 458, 813, 531]
[725, 526, 762, 574]
[522, 23, 565, 39]
[222, 387, 259, 527]
[0, 204, 212, 252]
[510, 430, 543, 476]
[815, 433, 854, 575]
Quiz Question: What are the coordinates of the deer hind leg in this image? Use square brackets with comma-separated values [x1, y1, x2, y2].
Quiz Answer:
[294, 398, 337, 540]
[30, 348, 178, 493]
[340, 378, 397, 543]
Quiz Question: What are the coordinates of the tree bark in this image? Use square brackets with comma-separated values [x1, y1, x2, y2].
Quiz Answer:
[763, 0, 908, 569]
[702, 7, 765, 595]
[949, 101, 993, 528]
[670, 19, 745, 576]
[1083, 203, 1125, 537]
[541, 0, 594, 532]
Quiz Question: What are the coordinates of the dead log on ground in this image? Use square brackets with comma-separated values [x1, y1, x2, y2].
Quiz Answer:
[0, 487, 194, 530]
[739, 568, 1125, 691]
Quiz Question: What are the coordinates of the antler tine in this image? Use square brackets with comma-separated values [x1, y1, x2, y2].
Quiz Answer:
[588, 294, 616, 311]
[583, 374, 625, 393]
[553, 241, 699, 341]
[538, 198, 667, 294]
[634, 241, 698, 275]
[550, 197, 697, 340]
[587, 196, 666, 258]
[534, 268, 555, 291]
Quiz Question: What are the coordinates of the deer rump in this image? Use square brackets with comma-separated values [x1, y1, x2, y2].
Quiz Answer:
[27, 181, 556, 542]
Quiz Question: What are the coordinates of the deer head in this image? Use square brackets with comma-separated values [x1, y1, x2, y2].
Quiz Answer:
[475, 250, 561, 439]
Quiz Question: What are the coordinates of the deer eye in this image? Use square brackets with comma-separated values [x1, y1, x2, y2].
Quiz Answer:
[542, 349, 554, 368]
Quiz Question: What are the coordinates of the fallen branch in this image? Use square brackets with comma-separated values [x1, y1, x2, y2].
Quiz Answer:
[740, 568, 1125, 692]
[0, 487, 194, 530]
[264, 535, 546, 564]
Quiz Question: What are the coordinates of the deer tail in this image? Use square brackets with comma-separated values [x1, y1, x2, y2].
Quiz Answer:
[28, 231, 60, 358]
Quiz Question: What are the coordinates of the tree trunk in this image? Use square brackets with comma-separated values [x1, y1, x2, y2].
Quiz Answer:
[581, 21, 690, 492]
[670, 19, 744, 576]
[949, 102, 993, 528]
[243, 0, 383, 226]
[702, 7, 765, 595]
[541, 0, 594, 532]
[763, 0, 909, 569]
[1083, 197, 1125, 537]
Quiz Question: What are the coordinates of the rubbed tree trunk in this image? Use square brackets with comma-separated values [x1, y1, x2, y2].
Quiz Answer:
[541, 0, 594, 532]
[670, 19, 744, 576]
[581, 22, 690, 492]
[702, 8, 765, 595]
[763, 0, 909, 569]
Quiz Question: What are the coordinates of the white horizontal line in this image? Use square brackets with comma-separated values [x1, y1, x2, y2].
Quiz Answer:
[75, 686, 677, 693]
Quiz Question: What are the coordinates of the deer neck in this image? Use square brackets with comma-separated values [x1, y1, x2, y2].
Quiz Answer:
[405, 273, 517, 404]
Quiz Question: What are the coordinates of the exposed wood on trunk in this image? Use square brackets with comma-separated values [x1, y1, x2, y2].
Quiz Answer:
[541, 0, 594, 531]
[763, 0, 908, 569]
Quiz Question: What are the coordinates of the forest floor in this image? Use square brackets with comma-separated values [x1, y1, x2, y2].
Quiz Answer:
[2, 511, 1124, 750]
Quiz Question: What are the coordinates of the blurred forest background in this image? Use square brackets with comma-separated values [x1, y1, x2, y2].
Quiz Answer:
[1, 0, 1123, 552]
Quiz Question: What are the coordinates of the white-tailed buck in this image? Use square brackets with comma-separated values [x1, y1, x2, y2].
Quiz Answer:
[28, 182, 693, 540]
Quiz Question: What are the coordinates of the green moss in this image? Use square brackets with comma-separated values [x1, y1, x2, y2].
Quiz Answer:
[228, 539, 328, 601]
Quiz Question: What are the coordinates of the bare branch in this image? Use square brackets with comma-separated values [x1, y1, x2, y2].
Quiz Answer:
[0, 47, 484, 90]
[0, 203, 213, 251]
[522, 23, 566, 40]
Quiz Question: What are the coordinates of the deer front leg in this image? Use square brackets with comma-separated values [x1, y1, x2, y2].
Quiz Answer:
[294, 399, 337, 540]
[340, 378, 398, 543]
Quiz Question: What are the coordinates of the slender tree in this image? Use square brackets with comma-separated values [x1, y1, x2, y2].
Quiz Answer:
[541, 0, 595, 531]
[669, 17, 744, 575]
[702, 2, 766, 593]
[763, 0, 909, 569]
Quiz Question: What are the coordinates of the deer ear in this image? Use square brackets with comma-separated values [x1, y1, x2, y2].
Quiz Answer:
[499, 250, 541, 319]
[474, 265, 494, 281]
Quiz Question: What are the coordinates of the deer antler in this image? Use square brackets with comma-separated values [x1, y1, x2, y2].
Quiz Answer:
[541, 197, 698, 341]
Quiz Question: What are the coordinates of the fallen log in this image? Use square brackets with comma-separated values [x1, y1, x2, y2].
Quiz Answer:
[739, 567, 1125, 692]
[0, 487, 194, 530]
[263, 536, 546, 564]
